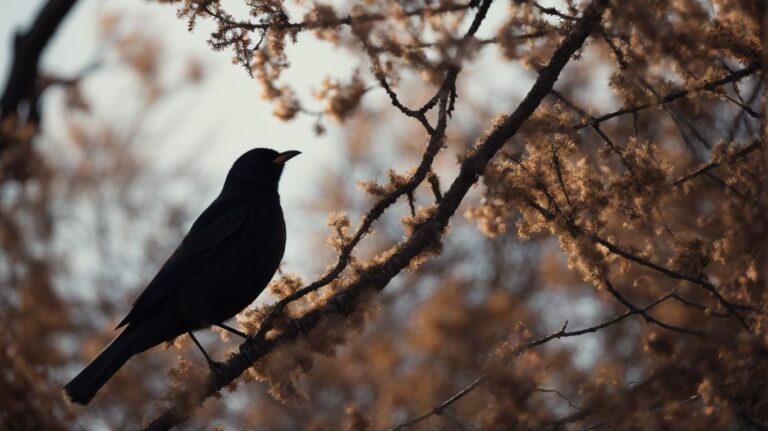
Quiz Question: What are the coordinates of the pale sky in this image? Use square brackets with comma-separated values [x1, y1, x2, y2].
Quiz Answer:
[0, 0, 537, 289]
[0, 0, 357, 278]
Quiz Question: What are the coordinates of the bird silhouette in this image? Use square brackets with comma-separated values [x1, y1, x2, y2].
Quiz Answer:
[63, 148, 300, 405]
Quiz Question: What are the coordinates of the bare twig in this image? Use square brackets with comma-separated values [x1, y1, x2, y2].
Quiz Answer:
[406, 191, 416, 216]
[571, 64, 760, 130]
[536, 387, 580, 409]
[389, 375, 486, 431]
[202, 2, 475, 32]
[727, 78, 762, 141]
[525, 198, 754, 330]
[602, 279, 704, 336]
[374, 0, 493, 131]
[671, 292, 731, 318]
[550, 145, 573, 207]
[532, 1, 577, 21]
[722, 93, 760, 119]
[550, 88, 631, 170]
[673, 140, 762, 186]
[427, 171, 443, 203]
[390, 30, 548, 52]
[378, 76, 435, 133]
[388, 287, 680, 430]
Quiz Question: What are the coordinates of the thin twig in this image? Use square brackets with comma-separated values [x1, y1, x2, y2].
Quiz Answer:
[673, 140, 761, 186]
[202, 2, 475, 32]
[532, 1, 577, 21]
[389, 375, 486, 430]
[374, 0, 493, 128]
[550, 88, 631, 170]
[602, 278, 704, 336]
[427, 171, 443, 203]
[389, 286, 680, 430]
[571, 64, 760, 130]
[536, 387, 580, 409]
[525, 198, 754, 330]
[551, 146, 572, 207]
[671, 292, 731, 318]
[378, 76, 435, 132]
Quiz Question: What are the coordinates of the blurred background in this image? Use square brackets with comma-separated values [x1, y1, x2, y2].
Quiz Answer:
[1, 0, 765, 430]
[0, 0, 351, 272]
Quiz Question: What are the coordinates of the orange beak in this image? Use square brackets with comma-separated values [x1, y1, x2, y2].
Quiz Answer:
[272, 150, 301, 165]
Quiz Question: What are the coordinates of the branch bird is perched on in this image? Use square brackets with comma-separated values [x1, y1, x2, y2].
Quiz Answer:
[63, 148, 301, 405]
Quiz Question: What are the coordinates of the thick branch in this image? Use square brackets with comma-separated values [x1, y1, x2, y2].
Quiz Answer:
[0, 0, 78, 122]
[143, 1, 608, 429]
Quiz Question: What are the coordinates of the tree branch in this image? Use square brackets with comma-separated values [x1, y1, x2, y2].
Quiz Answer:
[673, 139, 762, 186]
[388, 287, 680, 430]
[142, 1, 609, 428]
[0, 0, 78, 125]
[389, 375, 486, 431]
[550, 88, 631, 169]
[201, 1, 475, 32]
[570, 64, 760, 130]
[602, 278, 704, 336]
[373, 0, 493, 132]
[525, 198, 754, 329]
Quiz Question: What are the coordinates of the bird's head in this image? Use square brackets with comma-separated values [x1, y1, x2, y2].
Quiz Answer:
[224, 148, 301, 191]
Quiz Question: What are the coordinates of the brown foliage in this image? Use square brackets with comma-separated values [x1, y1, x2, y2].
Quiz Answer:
[2, 0, 767, 430]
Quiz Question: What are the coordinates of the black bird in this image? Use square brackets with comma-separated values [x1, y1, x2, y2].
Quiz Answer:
[63, 148, 300, 405]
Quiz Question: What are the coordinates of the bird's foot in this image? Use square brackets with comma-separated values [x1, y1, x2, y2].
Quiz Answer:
[206, 360, 228, 380]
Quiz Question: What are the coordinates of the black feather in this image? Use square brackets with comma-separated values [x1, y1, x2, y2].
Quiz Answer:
[63, 148, 296, 405]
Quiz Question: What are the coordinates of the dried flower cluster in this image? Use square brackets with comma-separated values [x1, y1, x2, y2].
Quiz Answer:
[2, 0, 767, 430]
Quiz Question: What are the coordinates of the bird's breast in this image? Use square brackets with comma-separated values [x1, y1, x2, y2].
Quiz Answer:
[235, 196, 286, 290]
[195, 195, 287, 324]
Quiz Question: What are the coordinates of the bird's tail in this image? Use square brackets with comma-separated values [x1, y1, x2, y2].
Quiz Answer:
[63, 328, 139, 405]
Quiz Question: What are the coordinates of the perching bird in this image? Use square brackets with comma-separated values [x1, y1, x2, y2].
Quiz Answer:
[63, 148, 300, 405]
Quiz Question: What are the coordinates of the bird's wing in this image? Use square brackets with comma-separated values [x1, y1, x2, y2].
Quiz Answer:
[116, 197, 249, 329]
